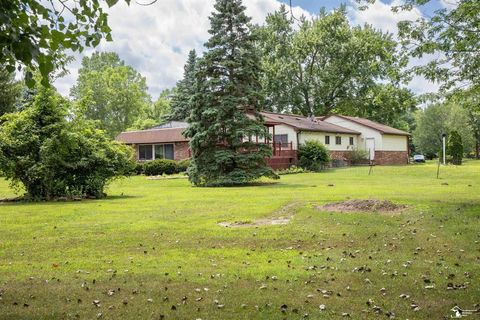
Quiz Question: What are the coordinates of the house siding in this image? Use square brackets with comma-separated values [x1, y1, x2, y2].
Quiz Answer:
[299, 131, 357, 151]
[382, 134, 408, 151]
[323, 115, 383, 151]
[268, 124, 298, 149]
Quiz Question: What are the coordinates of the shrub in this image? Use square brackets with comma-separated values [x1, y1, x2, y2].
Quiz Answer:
[298, 140, 330, 171]
[447, 130, 463, 165]
[276, 165, 308, 175]
[0, 85, 135, 200]
[176, 159, 191, 173]
[144, 159, 178, 176]
[346, 147, 369, 165]
[134, 163, 145, 175]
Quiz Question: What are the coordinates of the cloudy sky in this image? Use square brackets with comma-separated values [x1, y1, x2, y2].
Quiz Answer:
[54, 0, 449, 100]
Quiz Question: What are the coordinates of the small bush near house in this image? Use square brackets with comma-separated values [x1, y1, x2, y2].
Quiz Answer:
[134, 163, 145, 175]
[176, 159, 191, 173]
[276, 166, 308, 175]
[144, 159, 178, 176]
[298, 140, 330, 171]
[346, 147, 369, 165]
[447, 130, 463, 165]
[0, 85, 135, 200]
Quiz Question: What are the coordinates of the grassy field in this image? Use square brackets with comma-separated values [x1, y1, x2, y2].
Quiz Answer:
[0, 161, 479, 319]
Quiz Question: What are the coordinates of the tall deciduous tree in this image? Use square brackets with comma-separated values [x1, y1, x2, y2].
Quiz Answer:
[184, 0, 277, 186]
[128, 89, 173, 130]
[395, 0, 480, 92]
[257, 5, 410, 118]
[0, 0, 128, 86]
[413, 103, 474, 157]
[71, 52, 151, 138]
[0, 67, 22, 116]
[169, 50, 197, 121]
[447, 87, 480, 158]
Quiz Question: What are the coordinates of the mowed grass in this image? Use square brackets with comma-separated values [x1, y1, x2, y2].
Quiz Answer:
[0, 162, 479, 319]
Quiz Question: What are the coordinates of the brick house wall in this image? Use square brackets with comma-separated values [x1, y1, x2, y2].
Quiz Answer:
[174, 142, 190, 161]
[329, 150, 409, 166]
[374, 151, 409, 165]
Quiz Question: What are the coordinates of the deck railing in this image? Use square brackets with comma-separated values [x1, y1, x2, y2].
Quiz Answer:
[264, 142, 296, 157]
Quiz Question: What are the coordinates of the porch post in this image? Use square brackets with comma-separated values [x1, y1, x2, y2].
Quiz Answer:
[272, 125, 276, 156]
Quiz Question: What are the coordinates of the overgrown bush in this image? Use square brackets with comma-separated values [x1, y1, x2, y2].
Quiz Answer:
[144, 159, 178, 176]
[176, 159, 191, 173]
[346, 147, 369, 165]
[447, 130, 463, 165]
[298, 140, 330, 171]
[0, 85, 136, 200]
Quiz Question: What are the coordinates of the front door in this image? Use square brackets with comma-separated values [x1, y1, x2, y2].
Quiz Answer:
[366, 138, 375, 160]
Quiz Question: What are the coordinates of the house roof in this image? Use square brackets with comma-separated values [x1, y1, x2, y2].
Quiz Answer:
[151, 121, 188, 129]
[260, 111, 361, 135]
[322, 115, 411, 136]
[116, 127, 189, 144]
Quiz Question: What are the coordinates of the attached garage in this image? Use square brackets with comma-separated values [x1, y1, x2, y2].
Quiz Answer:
[322, 115, 410, 165]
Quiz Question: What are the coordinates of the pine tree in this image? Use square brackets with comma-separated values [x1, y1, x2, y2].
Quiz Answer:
[184, 0, 277, 186]
[169, 50, 197, 121]
[447, 130, 463, 165]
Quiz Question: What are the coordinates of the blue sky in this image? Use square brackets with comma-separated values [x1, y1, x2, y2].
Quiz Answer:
[53, 0, 450, 99]
[279, 0, 344, 12]
[280, 0, 445, 15]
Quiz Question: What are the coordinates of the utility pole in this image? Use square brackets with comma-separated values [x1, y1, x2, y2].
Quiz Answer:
[442, 133, 447, 165]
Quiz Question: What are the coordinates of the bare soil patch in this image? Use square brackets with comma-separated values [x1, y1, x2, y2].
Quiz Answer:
[318, 199, 406, 213]
[218, 202, 299, 228]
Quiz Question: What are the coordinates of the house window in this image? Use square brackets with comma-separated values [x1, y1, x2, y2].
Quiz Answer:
[139, 144, 174, 161]
[325, 136, 330, 145]
[139, 145, 153, 160]
[154, 144, 174, 160]
[164, 144, 174, 159]
[349, 137, 354, 145]
[274, 134, 289, 147]
[154, 145, 165, 159]
[335, 136, 342, 145]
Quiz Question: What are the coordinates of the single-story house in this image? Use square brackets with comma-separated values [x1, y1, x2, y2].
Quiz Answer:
[321, 115, 410, 165]
[116, 121, 190, 161]
[116, 112, 410, 168]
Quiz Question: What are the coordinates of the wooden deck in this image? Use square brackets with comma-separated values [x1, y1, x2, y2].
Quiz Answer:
[265, 142, 298, 170]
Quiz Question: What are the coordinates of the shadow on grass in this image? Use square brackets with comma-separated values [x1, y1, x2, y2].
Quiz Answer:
[0, 194, 141, 205]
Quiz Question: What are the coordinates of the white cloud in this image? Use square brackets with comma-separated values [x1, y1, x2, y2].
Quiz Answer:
[439, 0, 458, 10]
[54, 0, 309, 99]
[347, 0, 441, 95]
[347, 0, 422, 34]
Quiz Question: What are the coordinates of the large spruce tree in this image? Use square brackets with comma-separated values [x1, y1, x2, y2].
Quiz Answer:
[169, 50, 197, 121]
[184, 0, 277, 186]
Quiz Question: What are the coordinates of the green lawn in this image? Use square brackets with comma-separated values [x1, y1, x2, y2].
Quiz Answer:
[0, 161, 479, 319]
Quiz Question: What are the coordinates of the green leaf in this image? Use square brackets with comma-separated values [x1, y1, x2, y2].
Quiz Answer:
[106, 0, 119, 7]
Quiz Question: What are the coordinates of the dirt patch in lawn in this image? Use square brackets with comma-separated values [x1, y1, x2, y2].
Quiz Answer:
[218, 202, 299, 228]
[318, 199, 407, 213]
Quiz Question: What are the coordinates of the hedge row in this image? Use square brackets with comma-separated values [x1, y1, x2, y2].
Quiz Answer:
[135, 159, 190, 176]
